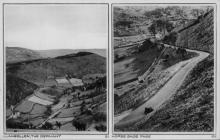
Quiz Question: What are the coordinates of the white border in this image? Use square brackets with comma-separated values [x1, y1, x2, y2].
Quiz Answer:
[0, 0, 219, 139]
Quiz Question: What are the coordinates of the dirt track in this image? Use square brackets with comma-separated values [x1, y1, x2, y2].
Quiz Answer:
[115, 45, 209, 128]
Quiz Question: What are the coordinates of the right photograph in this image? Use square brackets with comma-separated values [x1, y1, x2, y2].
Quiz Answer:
[113, 4, 215, 132]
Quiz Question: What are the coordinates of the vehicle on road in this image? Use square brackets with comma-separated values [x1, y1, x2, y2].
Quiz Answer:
[144, 107, 153, 115]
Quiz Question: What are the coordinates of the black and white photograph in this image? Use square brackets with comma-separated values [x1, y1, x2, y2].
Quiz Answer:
[113, 4, 215, 132]
[4, 4, 108, 132]
[0, 0, 220, 139]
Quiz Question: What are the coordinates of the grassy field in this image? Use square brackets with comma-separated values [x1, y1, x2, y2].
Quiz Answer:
[123, 56, 214, 132]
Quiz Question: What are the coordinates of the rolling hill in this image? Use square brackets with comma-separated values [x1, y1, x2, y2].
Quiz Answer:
[6, 47, 106, 64]
[6, 51, 106, 86]
[36, 49, 106, 58]
[6, 47, 42, 63]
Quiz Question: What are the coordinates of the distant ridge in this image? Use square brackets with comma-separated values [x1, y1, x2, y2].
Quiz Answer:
[6, 47, 42, 63]
[6, 47, 106, 64]
[36, 49, 106, 58]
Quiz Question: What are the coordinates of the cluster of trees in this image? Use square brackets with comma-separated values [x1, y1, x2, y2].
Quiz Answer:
[114, 20, 134, 28]
[93, 112, 106, 122]
[44, 106, 52, 116]
[148, 19, 174, 37]
[95, 124, 106, 131]
[176, 48, 187, 58]
[138, 39, 156, 52]
[72, 120, 86, 131]
[6, 119, 32, 129]
[163, 32, 178, 45]
[40, 122, 53, 130]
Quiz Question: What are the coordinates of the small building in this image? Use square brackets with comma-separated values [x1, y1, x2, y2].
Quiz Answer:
[69, 78, 84, 87]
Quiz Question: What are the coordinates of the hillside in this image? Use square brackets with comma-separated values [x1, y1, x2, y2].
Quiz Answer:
[6, 74, 38, 107]
[6, 47, 42, 63]
[36, 49, 106, 58]
[120, 8, 214, 132]
[132, 56, 214, 132]
[6, 47, 106, 64]
[113, 6, 207, 37]
[7, 52, 106, 86]
[176, 9, 214, 53]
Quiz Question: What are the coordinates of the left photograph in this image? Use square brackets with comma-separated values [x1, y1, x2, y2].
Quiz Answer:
[4, 4, 108, 132]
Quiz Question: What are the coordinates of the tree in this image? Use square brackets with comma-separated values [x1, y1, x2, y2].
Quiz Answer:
[191, 9, 205, 18]
[41, 122, 53, 130]
[44, 106, 52, 116]
[176, 48, 187, 58]
[148, 23, 156, 36]
[95, 124, 106, 132]
[80, 100, 86, 112]
[138, 39, 155, 52]
[149, 19, 174, 38]
[163, 32, 178, 45]
[93, 112, 106, 122]
[77, 92, 81, 100]
[55, 121, 62, 129]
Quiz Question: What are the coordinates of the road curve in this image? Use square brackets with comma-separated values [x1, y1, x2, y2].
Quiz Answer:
[115, 47, 209, 128]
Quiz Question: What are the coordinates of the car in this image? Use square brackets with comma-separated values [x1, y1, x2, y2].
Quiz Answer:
[144, 107, 153, 115]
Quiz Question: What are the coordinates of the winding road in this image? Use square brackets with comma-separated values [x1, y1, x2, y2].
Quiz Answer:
[115, 45, 209, 128]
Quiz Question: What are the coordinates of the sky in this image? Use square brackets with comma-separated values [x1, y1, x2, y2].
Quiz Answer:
[4, 4, 108, 50]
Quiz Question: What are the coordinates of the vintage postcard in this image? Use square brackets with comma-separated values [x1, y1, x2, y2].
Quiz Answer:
[0, 0, 219, 140]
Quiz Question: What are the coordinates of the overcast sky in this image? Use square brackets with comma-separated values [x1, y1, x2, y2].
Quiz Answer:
[4, 4, 108, 50]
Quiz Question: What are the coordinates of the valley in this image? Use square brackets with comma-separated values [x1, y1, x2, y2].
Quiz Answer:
[6, 50, 107, 132]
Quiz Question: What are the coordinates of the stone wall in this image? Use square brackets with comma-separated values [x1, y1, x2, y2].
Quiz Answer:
[176, 10, 214, 54]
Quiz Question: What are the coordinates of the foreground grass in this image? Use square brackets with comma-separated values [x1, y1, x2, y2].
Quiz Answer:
[125, 56, 214, 132]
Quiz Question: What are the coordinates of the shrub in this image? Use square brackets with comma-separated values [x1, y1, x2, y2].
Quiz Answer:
[72, 120, 86, 131]
[163, 32, 177, 45]
[93, 112, 106, 122]
[41, 122, 53, 130]
[44, 106, 52, 116]
[6, 119, 30, 129]
[138, 39, 155, 52]
[95, 124, 106, 132]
